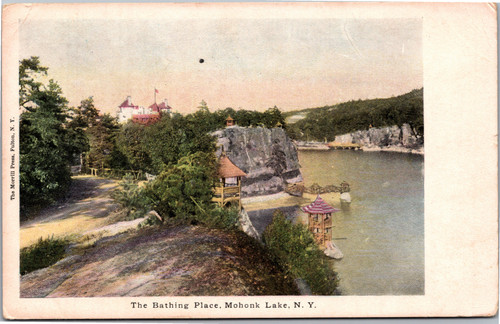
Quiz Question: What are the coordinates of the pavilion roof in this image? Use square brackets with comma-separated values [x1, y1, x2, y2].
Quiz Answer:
[301, 195, 339, 214]
[217, 154, 246, 178]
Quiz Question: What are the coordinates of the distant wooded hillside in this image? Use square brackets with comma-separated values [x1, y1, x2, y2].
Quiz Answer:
[285, 88, 423, 141]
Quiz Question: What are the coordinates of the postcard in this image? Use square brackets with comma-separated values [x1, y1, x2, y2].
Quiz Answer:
[2, 2, 497, 319]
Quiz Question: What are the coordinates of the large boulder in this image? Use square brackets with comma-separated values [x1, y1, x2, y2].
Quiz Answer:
[212, 126, 303, 197]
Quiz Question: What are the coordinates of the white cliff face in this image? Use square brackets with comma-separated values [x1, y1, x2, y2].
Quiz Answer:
[334, 124, 424, 153]
[212, 126, 303, 197]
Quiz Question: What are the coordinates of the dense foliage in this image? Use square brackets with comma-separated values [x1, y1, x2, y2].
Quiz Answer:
[114, 102, 286, 175]
[19, 58, 82, 216]
[263, 210, 339, 295]
[186, 103, 286, 132]
[144, 152, 218, 222]
[285, 88, 423, 141]
[20, 236, 67, 275]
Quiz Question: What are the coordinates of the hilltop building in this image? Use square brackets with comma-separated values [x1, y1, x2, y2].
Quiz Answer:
[116, 96, 172, 124]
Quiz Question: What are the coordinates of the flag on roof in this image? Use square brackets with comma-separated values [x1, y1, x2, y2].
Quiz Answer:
[155, 88, 159, 93]
[301, 195, 340, 214]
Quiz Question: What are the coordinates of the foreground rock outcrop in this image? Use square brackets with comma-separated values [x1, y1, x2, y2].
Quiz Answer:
[334, 124, 423, 154]
[21, 225, 299, 297]
[212, 126, 303, 196]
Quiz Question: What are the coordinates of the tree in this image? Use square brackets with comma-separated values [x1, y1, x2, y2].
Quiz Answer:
[19, 56, 48, 110]
[66, 97, 100, 168]
[197, 99, 209, 113]
[115, 122, 151, 171]
[19, 57, 75, 216]
[70, 96, 99, 128]
[262, 106, 286, 128]
[86, 113, 120, 169]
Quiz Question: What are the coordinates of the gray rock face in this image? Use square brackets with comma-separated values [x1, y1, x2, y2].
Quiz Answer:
[212, 126, 303, 197]
[334, 123, 423, 149]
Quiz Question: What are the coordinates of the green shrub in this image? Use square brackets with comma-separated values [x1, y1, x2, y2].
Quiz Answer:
[198, 205, 240, 230]
[20, 236, 67, 275]
[112, 174, 152, 220]
[144, 152, 217, 224]
[263, 210, 338, 295]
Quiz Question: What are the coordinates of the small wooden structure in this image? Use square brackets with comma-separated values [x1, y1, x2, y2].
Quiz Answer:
[302, 195, 340, 247]
[212, 153, 247, 210]
[327, 142, 362, 150]
[285, 181, 350, 196]
[226, 116, 235, 127]
[89, 167, 143, 180]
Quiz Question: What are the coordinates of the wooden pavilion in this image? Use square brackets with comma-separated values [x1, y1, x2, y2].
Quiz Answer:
[212, 153, 247, 210]
[302, 195, 340, 247]
[226, 116, 235, 127]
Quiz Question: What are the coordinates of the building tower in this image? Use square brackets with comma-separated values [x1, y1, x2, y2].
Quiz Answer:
[117, 96, 138, 123]
[302, 195, 340, 247]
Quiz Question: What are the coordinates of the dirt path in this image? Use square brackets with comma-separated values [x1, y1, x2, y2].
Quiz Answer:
[20, 175, 120, 249]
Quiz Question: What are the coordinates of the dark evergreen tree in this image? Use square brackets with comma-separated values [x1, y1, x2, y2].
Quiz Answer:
[19, 58, 75, 216]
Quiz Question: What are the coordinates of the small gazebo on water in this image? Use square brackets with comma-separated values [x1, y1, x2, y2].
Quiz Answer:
[212, 152, 247, 210]
[302, 195, 340, 247]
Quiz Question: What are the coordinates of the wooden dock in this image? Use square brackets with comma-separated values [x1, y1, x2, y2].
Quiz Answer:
[327, 142, 362, 150]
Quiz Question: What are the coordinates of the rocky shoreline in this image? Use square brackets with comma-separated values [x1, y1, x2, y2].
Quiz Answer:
[294, 124, 424, 155]
[333, 123, 423, 155]
[361, 145, 424, 155]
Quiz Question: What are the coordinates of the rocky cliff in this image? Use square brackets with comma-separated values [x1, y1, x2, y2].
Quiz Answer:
[212, 126, 303, 197]
[334, 123, 424, 154]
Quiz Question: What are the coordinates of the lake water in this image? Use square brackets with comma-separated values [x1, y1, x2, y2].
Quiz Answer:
[298, 150, 424, 295]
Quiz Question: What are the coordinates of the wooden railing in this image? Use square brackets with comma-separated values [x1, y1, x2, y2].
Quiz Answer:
[213, 186, 240, 195]
[212, 184, 242, 210]
[285, 181, 350, 196]
[88, 168, 143, 180]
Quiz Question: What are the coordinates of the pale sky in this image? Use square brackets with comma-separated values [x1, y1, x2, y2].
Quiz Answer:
[20, 18, 422, 115]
